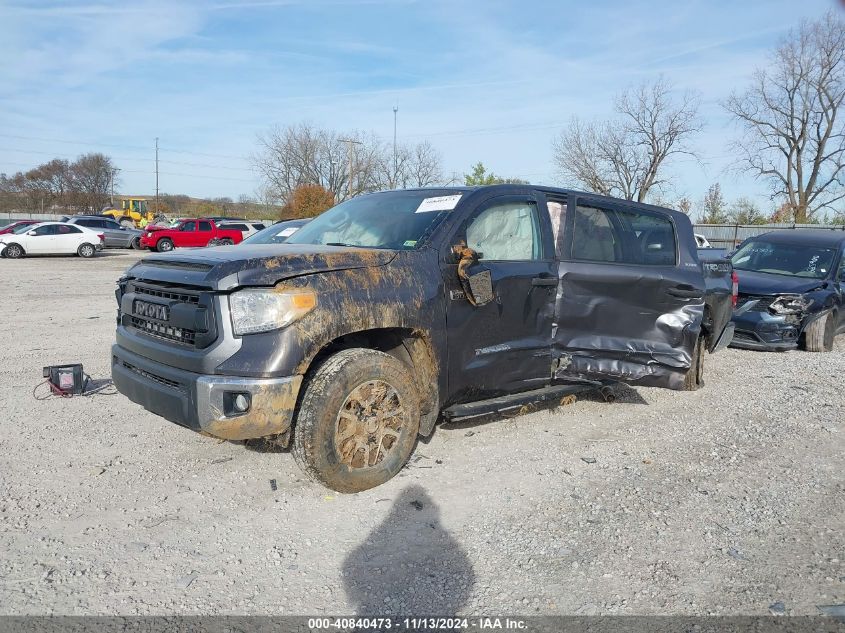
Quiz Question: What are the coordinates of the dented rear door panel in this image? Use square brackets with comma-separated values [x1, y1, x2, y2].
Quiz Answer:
[551, 196, 704, 390]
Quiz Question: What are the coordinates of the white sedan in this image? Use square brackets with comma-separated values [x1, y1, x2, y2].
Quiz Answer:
[0, 222, 105, 258]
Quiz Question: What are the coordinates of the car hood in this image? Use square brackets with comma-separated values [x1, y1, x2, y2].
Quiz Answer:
[126, 243, 397, 291]
[735, 269, 828, 296]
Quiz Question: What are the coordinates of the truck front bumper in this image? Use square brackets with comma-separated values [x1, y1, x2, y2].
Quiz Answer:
[111, 344, 302, 440]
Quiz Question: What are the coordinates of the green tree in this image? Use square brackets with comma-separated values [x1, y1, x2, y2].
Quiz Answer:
[699, 183, 728, 223]
[728, 197, 767, 225]
[464, 162, 527, 185]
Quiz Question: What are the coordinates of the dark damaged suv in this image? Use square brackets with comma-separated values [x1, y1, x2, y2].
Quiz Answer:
[112, 186, 735, 492]
[730, 230, 845, 352]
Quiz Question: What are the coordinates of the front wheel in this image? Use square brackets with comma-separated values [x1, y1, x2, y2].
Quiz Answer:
[77, 243, 96, 258]
[3, 243, 24, 259]
[292, 348, 420, 493]
[682, 335, 705, 391]
[803, 312, 836, 352]
[156, 238, 174, 253]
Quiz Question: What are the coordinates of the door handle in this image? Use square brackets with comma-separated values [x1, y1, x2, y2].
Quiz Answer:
[532, 276, 558, 287]
[666, 285, 702, 299]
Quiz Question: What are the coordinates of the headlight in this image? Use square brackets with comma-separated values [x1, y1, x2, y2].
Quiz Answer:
[229, 287, 316, 335]
[769, 294, 812, 315]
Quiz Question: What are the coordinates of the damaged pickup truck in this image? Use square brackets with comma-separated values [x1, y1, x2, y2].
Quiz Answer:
[111, 185, 735, 492]
[730, 229, 845, 352]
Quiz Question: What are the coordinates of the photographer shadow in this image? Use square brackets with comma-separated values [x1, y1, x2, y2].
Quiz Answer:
[342, 485, 475, 618]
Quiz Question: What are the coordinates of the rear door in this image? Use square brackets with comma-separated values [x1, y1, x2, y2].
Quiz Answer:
[197, 220, 214, 246]
[55, 224, 85, 253]
[101, 219, 127, 246]
[442, 193, 557, 402]
[553, 196, 704, 390]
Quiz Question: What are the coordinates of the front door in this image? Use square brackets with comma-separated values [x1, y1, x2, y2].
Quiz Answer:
[553, 196, 703, 390]
[443, 194, 557, 403]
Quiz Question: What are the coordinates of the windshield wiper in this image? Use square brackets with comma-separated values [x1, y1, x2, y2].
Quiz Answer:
[325, 242, 360, 248]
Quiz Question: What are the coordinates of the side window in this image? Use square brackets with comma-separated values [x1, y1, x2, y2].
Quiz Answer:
[572, 204, 676, 266]
[253, 223, 266, 230]
[180, 222, 197, 232]
[105, 220, 121, 230]
[572, 205, 619, 262]
[33, 225, 56, 236]
[76, 220, 94, 228]
[58, 225, 81, 234]
[198, 221, 212, 232]
[466, 201, 541, 261]
[623, 210, 676, 265]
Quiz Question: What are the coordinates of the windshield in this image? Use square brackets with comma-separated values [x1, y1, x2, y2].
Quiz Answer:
[731, 239, 836, 279]
[242, 221, 309, 245]
[285, 189, 465, 250]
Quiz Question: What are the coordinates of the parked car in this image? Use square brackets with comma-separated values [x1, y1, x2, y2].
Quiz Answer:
[139, 218, 244, 252]
[0, 220, 39, 235]
[730, 229, 845, 352]
[240, 219, 310, 245]
[112, 185, 735, 492]
[65, 215, 144, 249]
[0, 222, 104, 258]
[216, 221, 267, 240]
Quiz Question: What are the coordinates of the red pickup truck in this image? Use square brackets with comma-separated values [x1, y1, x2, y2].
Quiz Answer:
[140, 219, 243, 252]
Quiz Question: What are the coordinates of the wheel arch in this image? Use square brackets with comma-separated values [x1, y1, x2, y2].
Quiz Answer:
[302, 327, 439, 436]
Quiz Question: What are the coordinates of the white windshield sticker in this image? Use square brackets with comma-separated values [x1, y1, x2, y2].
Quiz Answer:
[415, 194, 462, 213]
[276, 227, 299, 237]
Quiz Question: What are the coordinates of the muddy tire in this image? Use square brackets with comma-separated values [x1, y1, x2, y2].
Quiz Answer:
[156, 238, 174, 253]
[803, 311, 836, 353]
[3, 243, 24, 259]
[292, 348, 420, 493]
[77, 243, 96, 258]
[682, 335, 705, 391]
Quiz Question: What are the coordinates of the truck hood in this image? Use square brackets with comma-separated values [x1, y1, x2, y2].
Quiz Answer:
[735, 269, 827, 296]
[127, 243, 397, 291]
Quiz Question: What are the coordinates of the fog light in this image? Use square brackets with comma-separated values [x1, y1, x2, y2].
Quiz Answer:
[234, 393, 250, 412]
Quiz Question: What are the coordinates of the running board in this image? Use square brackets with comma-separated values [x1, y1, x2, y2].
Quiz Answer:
[441, 384, 591, 423]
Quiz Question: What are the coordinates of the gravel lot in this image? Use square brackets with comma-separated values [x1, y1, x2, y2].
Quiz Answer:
[1, 250, 843, 616]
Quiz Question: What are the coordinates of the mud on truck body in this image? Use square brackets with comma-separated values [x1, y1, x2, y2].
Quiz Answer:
[112, 185, 735, 492]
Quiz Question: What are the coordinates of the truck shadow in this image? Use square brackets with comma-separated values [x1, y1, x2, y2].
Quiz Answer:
[342, 484, 475, 617]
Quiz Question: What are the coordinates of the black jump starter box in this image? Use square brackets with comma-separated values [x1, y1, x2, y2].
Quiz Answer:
[43, 364, 85, 395]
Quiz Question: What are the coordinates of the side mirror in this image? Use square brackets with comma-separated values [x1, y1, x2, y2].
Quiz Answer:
[27, 230, 36, 236]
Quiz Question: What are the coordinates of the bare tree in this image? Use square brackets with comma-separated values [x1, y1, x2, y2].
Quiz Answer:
[69, 153, 116, 213]
[553, 78, 701, 202]
[725, 11, 845, 221]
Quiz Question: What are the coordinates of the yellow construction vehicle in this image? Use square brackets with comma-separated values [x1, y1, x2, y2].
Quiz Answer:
[102, 198, 155, 227]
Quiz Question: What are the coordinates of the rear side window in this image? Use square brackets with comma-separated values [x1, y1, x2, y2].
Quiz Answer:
[252, 223, 266, 230]
[198, 221, 212, 232]
[76, 219, 96, 228]
[57, 225, 81, 234]
[223, 223, 247, 231]
[572, 204, 676, 266]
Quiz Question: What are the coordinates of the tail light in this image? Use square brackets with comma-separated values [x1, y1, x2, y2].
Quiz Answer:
[98, 234, 105, 242]
[731, 270, 739, 308]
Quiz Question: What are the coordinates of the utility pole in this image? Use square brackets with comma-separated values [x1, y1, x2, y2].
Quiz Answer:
[339, 138, 363, 199]
[155, 137, 160, 214]
[110, 167, 120, 206]
[392, 105, 398, 186]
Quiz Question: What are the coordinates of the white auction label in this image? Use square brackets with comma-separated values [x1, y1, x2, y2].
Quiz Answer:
[415, 194, 462, 213]
[276, 227, 299, 237]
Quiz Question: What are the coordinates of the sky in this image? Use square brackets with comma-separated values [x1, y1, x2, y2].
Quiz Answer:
[0, 0, 841, 212]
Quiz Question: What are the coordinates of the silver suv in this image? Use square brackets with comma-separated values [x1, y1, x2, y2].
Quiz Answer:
[65, 216, 143, 249]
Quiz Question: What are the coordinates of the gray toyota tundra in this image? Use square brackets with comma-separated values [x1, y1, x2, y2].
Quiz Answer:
[112, 185, 735, 492]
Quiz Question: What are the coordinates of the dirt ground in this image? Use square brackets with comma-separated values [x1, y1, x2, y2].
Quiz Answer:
[0, 250, 843, 616]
